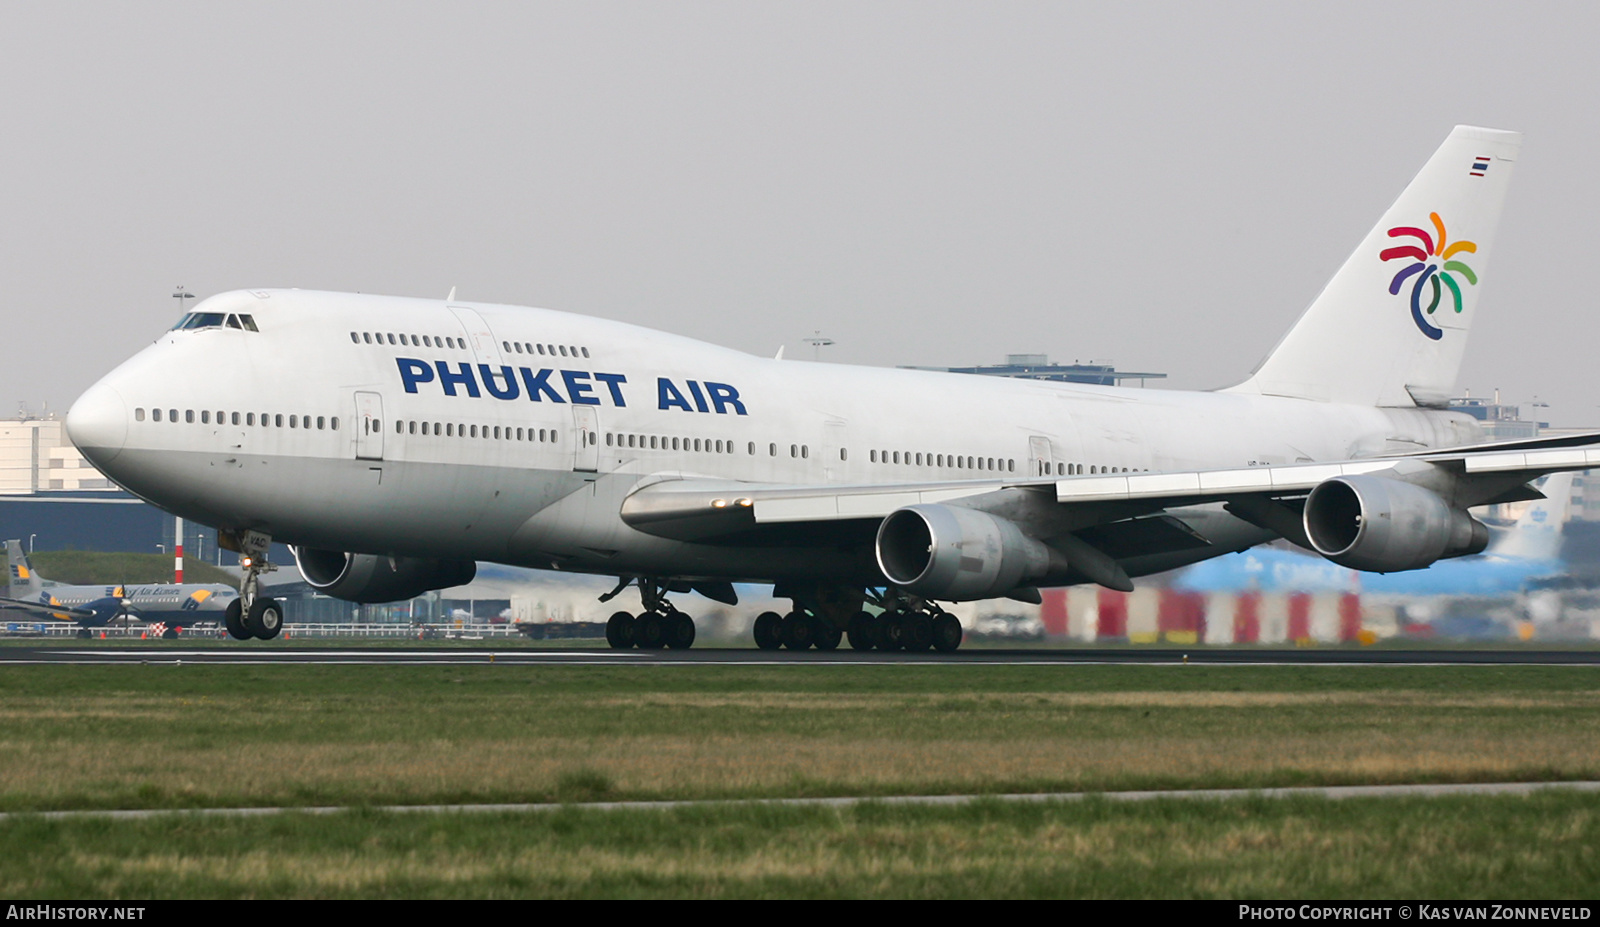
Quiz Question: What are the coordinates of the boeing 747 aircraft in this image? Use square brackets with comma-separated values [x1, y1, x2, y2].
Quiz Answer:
[64, 125, 1600, 650]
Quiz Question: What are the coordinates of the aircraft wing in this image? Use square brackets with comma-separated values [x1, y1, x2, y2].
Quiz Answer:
[619, 433, 1600, 588]
[0, 596, 96, 621]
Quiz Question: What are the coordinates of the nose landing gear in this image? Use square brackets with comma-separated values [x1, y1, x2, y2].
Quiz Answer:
[221, 529, 283, 641]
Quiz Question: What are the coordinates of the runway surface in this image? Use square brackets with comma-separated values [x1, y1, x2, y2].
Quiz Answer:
[3, 643, 1600, 665]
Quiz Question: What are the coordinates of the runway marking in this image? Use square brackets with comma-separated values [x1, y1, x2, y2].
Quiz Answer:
[4, 780, 1597, 822]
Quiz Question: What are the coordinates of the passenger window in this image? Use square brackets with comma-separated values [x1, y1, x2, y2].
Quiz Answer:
[246, 413, 254, 425]
[770, 443, 777, 456]
[581, 347, 590, 358]
[201, 411, 210, 424]
[274, 414, 283, 427]
[318, 416, 325, 430]
[169, 409, 178, 422]
[331, 417, 339, 430]
[290, 415, 297, 428]
[136, 408, 146, 421]
[349, 332, 359, 344]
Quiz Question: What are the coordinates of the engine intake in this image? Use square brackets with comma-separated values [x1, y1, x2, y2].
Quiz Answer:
[1303, 475, 1488, 572]
[295, 548, 477, 603]
[876, 504, 1066, 600]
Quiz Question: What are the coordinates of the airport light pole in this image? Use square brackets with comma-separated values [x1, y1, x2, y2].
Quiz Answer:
[28, 534, 36, 554]
[172, 286, 194, 318]
[804, 332, 834, 362]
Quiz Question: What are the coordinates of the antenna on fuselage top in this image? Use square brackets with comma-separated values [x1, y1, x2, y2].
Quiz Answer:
[773, 345, 785, 361]
[446, 287, 456, 302]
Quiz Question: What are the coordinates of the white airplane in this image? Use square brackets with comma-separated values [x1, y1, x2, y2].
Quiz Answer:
[64, 125, 1600, 651]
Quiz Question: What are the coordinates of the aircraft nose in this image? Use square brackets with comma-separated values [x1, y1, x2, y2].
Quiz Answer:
[66, 379, 129, 467]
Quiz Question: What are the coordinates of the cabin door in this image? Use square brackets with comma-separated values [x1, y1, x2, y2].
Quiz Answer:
[355, 391, 385, 461]
[1027, 435, 1055, 477]
[572, 406, 599, 472]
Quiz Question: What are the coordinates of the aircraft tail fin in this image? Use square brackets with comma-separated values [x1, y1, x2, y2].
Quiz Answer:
[1228, 126, 1521, 407]
[6, 539, 45, 599]
[1490, 472, 1575, 561]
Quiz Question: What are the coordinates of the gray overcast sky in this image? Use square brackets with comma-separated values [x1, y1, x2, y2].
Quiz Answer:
[5, 2, 1600, 424]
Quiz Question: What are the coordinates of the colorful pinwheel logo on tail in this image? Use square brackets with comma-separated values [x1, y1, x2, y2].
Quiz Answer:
[1382, 213, 1477, 341]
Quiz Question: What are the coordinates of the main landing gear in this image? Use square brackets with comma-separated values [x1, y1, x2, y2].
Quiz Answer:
[222, 528, 283, 641]
[751, 610, 843, 651]
[841, 592, 963, 653]
[602, 577, 698, 650]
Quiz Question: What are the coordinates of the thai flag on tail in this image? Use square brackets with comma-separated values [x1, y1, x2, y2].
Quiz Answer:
[1470, 156, 1491, 177]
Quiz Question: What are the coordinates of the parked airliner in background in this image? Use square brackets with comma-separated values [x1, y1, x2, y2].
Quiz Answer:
[1173, 472, 1575, 598]
[64, 125, 1600, 650]
[1, 539, 237, 637]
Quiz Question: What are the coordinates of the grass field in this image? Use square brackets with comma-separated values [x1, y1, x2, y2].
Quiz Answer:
[1, 661, 1597, 897]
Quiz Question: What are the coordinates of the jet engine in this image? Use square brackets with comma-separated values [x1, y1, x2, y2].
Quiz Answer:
[295, 548, 477, 603]
[875, 503, 1066, 600]
[1303, 474, 1488, 572]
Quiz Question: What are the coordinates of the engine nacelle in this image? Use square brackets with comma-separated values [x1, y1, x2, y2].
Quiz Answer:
[295, 548, 477, 603]
[1303, 475, 1488, 572]
[876, 504, 1065, 601]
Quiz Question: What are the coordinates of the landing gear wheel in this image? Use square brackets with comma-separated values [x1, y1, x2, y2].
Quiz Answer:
[247, 598, 283, 640]
[162, 626, 180, 640]
[847, 611, 877, 650]
[224, 599, 249, 640]
[77, 628, 92, 639]
[813, 620, 843, 651]
[932, 613, 963, 652]
[877, 611, 906, 651]
[636, 611, 668, 649]
[753, 611, 783, 650]
[780, 611, 815, 650]
[903, 612, 934, 652]
[664, 611, 697, 650]
[606, 611, 637, 649]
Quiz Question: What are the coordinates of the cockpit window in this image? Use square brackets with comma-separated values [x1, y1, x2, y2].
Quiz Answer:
[172, 312, 227, 330]
[171, 311, 260, 332]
